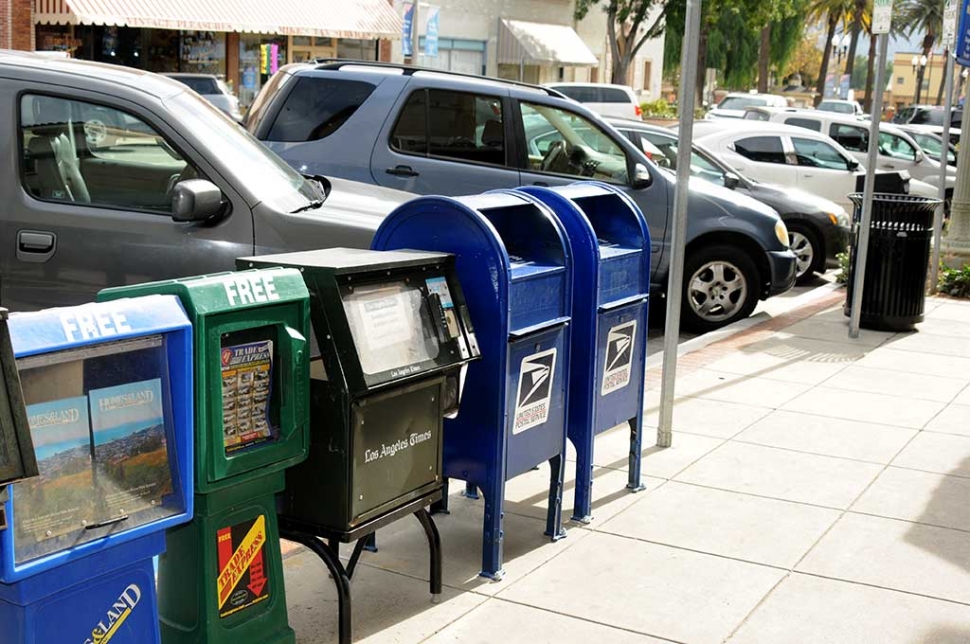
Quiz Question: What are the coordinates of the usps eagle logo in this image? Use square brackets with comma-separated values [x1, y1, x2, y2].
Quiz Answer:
[513, 348, 557, 434]
[602, 321, 636, 396]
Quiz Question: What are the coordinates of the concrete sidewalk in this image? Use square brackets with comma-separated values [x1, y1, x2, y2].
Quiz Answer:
[282, 291, 970, 643]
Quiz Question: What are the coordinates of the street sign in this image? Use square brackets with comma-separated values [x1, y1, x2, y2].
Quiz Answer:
[957, 0, 970, 65]
[872, 0, 893, 34]
[945, 0, 958, 48]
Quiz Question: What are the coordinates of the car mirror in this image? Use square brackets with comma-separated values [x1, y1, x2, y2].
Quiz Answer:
[915, 149, 925, 163]
[723, 172, 741, 190]
[847, 158, 860, 171]
[172, 179, 223, 222]
[631, 162, 652, 189]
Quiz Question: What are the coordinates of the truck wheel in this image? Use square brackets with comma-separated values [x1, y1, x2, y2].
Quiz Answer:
[787, 222, 822, 284]
[681, 245, 759, 333]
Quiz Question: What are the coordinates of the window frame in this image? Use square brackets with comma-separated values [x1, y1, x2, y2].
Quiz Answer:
[513, 99, 632, 185]
[386, 87, 512, 170]
[17, 90, 205, 217]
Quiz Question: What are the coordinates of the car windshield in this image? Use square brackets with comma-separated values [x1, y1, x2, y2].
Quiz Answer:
[718, 96, 767, 110]
[912, 132, 956, 164]
[166, 91, 322, 213]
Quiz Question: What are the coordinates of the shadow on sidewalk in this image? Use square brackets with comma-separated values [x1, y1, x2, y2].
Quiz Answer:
[905, 455, 970, 575]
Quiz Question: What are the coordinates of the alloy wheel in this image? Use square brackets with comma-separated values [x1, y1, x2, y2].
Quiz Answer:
[789, 230, 815, 278]
[687, 260, 748, 322]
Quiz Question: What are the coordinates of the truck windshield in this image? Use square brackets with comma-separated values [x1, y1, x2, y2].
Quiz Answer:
[166, 91, 322, 213]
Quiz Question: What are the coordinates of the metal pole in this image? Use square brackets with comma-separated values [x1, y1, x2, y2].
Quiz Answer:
[848, 33, 890, 339]
[930, 50, 955, 293]
[657, 0, 702, 448]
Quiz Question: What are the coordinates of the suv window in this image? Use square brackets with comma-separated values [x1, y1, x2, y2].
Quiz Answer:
[791, 137, 850, 170]
[20, 94, 195, 213]
[520, 102, 628, 183]
[599, 87, 632, 103]
[390, 89, 506, 166]
[267, 77, 376, 142]
[784, 117, 822, 132]
[554, 86, 596, 103]
[830, 123, 868, 152]
[733, 136, 785, 163]
[879, 132, 917, 161]
[911, 109, 945, 126]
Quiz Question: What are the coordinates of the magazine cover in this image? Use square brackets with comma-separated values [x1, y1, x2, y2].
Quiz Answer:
[89, 378, 172, 519]
[14, 395, 95, 562]
[220, 340, 275, 454]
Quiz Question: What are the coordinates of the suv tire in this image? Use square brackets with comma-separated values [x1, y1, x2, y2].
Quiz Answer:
[681, 244, 759, 333]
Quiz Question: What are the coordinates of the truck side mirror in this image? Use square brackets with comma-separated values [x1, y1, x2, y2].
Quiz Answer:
[847, 158, 861, 172]
[724, 172, 741, 190]
[172, 179, 224, 222]
[631, 163, 652, 190]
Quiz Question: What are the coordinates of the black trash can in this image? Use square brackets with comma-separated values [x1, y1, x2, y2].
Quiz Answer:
[844, 193, 940, 332]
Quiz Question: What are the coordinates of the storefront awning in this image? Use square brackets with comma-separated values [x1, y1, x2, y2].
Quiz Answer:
[498, 19, 598, 67]
[33, 0, 402, 39]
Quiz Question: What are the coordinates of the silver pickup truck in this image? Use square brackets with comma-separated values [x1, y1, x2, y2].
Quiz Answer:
[0, 51, 409, 312]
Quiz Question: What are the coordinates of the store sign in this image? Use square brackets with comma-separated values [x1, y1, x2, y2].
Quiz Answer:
[957, 0, 970, 65]
[872, 0, 893, 34]
[425, 7, 440, 57]
[402, 3, 415, 57]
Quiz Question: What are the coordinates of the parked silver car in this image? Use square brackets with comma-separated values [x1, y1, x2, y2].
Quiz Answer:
[1, 51, 409, 312]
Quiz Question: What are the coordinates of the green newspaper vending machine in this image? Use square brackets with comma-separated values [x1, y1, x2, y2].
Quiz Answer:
[99, 269, 311, 644]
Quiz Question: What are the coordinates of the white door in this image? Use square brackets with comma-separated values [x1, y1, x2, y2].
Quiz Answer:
[789, 136, 858, 209]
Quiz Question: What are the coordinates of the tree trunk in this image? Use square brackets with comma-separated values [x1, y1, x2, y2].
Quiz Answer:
[936, 48, 949, 106]
[612, 57, 631, 86]
[815, 13, 838, 106]
[696, 30, 709, 108]
[844, 0, 864, 77]
[864, 34, 877, 112]
[758, 24, 771, 93]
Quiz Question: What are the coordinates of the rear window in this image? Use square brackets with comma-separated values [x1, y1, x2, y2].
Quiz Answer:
[554, 86, 597, 103]
[599, 87, 633, 103]
[266, 77, 376, 142]
[910, 109, 945, 126]
[734, 136, 785, 163]
[785, 117, 822, 132]
[174, 76, 220, 95]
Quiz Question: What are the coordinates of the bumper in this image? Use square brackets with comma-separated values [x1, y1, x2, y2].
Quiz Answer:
[765, 249, 797, 297]
[824, 224, 851, 269]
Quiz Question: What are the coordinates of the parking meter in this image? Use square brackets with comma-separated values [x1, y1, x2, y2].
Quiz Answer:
[100, 269, 310, 644]
[239, 248, 479, 643]
[373, 191, 573, 580]
[0, 297, 193, 644]
[516, 184, 651, 522]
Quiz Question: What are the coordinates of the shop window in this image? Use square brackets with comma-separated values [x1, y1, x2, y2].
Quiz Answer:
[390, 90, 506, 166]
[267, 77, 376, 141]
[20, 95, 197, 213]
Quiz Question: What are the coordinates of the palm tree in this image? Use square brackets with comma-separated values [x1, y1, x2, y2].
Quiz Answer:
[895, 0, 944, 104]
[844, 0, 868, 78]
[807, 0, 854, 105]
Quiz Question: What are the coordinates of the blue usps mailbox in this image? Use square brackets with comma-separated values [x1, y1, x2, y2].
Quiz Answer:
[516, 184, 650, 523]
[0, 296, 193, 644]
[373, 191, 573, 580]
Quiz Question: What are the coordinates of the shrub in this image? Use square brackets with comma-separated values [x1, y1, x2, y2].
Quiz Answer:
[640, 99, 677, 119]
[835, 250, 850, 285]
[938, 263, 970, 298]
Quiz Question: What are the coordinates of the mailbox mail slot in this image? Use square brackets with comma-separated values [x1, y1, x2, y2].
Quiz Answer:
[373, 191, 573, 580]
[0, 296, 193, 644]
[517, 183, 651, 522]
[100, 269, 311, 644]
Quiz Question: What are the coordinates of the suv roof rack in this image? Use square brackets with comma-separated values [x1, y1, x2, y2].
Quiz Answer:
[310, 58, 568, 98]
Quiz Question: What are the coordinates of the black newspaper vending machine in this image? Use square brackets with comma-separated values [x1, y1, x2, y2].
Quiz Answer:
[239, 248, 479, 643]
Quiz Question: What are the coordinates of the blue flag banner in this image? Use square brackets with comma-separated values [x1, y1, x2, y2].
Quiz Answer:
[402, 2, 414, 57]
[425, 7, 440, 57]
[956, 0, 970, 66]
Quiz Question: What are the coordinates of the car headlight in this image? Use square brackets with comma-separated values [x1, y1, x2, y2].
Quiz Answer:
[826, 209, 851, 227]
[775, 220, 790, 247]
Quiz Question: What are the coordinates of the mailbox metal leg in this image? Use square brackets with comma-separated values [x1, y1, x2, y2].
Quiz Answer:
[545, 454, 567, 540]
[462, 481, 480, 499]
[280, 529, 353, 644]
[414, 508, 443, 601]
[571, 434, 596, 524]
[480, 476, 507, 580]
[627, 417, 646, 493]
[362, 533, 378, 552]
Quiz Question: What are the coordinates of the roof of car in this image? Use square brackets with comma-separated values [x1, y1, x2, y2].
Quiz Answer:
[162, 72, 218, 79]
[692, 120, 831, 139]
[0, 50, 188, 100]
[546, 82, 635, 90]
[294, 58, 568, 98]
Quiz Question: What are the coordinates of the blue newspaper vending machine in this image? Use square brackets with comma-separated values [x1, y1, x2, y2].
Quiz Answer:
[0, 297, 193, 644]
[373, 191, 573, 580]
[516, 184, 651, 523]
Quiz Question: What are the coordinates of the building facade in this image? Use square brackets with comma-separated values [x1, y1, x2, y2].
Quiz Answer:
[889, 51, 949, 109]
[397, 0, 665, 99]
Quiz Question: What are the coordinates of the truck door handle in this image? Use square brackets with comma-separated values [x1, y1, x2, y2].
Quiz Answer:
[385, 165, 420, 177]
[17, 230, 56, 263]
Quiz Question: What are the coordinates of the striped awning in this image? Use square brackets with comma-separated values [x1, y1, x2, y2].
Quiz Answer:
[33, 0, 402, 39]
[498, 19, 598, 67]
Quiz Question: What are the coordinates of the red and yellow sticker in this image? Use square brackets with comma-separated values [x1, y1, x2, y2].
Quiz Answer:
[216, 514, 270, 618]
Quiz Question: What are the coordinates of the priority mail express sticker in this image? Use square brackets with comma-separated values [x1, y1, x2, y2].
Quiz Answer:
[602, 321, 636, 396]
[217, 515, 270, 619]
[513, 348, 557, 434]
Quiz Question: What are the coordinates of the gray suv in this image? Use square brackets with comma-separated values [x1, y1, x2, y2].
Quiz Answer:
[0, 51, 410, 312]
[248, 61, 797, 332]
